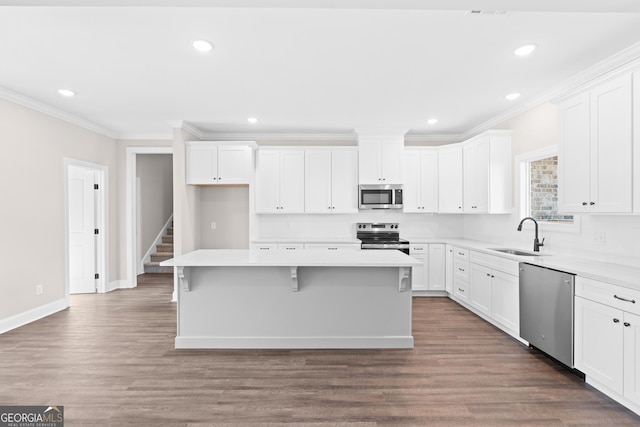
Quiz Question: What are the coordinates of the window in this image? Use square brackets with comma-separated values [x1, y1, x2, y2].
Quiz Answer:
[518, 147, 579, 232]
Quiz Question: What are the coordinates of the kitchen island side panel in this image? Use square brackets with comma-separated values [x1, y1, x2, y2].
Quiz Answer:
[176, 265, 413, 349]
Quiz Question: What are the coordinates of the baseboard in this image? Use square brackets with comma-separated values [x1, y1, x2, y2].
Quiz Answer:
[175, 336, 415, 349]
[0, 298, 68, 335]
[106, 280, 135, 293]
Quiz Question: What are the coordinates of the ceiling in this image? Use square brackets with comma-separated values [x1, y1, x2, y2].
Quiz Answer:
[1, 1, 640, 140]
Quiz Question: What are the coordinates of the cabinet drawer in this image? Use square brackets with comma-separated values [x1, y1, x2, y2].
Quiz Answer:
[454, 260, 470, 281]
[305, 243, 360, 251]
[410, 244, 427, 254]
[470, 251, 519, 276]
[576, 276, 640, 316]
[251, 244, 277, 251]
[454, 278, 469, 303]
[454, 247, 469, 261]
[278, 243, 304, 251]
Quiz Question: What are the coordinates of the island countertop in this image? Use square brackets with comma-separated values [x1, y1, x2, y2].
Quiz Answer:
[161, 249, 421, 268]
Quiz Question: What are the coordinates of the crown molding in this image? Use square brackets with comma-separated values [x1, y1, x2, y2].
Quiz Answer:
[403, 133, 465, 143]
[116, 132, 173, 141]
[166, 120, 205, 140]
[199, 131, 357, 142]
[0, 86, 118, 139]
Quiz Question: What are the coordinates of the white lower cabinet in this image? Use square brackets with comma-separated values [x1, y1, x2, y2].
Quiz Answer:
[445, 244, 454, 294]
[410, 244, 445, 292]
[575, 276, 640, 412]
[251, 243, 303, 251]
[452, 250, 520, 337]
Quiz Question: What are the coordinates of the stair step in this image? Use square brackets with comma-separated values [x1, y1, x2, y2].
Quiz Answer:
[166, 227, 173, 235]
[157, 243, 173, 252]
[151, 252, 173, 262]
[162, 235, 173, 244]
[144, 261, 173, 274]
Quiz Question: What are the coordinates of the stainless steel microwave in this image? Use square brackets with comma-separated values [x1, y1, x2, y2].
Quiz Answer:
[358, 184, 403, 209]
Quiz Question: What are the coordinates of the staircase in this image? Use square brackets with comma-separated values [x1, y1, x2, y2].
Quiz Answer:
[143, 223, 174, 274]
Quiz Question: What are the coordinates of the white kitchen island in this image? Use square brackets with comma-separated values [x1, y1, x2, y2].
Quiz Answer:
[161, 249, 420, 349]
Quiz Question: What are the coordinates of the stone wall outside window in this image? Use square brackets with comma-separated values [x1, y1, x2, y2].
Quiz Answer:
[529, 156, 573, 223]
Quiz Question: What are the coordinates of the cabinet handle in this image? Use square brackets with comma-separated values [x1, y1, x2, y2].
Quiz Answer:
[614, 295, 636, 304]
[328, 247, 338, 250]
[590, 201, 595, 205]
[457, 288, 465, 293]
[613, 318, 620, 323]
[458, 267, 465, 272]
[582, 202, 587, 206]
[624, 322, 631, 327]
[458, 252, 464, 256]
[491, 275, 495, 278]
[218, 177, 221, 180]
[486, 273, 491, 277]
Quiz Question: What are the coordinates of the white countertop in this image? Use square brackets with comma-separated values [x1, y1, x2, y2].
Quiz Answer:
[251, 238, 361, 244]
[161, 249, 421, 268]
[409, 237, 640, 291]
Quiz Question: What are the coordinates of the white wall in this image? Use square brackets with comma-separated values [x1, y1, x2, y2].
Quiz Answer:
[463, 102, 640, 266]
[0, 98, 118, 323]
[136, 154, 173, 258]
[200, 187, 250, 249]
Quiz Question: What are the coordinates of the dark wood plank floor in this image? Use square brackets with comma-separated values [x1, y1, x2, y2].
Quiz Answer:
[1, 274, 639, 426]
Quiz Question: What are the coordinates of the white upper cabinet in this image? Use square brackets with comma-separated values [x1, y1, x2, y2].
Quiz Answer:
[305, 148, 358, 214]
[404, 148, 438, 213]
[186, 141, 253, 185]
[463, 131, 512, 214]
[438, 144, 463, 213]
[255, 149, 305, 214]
[358, 138, 403, 184]
[558, 73, 633, 213]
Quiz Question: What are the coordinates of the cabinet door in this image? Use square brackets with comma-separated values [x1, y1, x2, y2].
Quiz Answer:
[624, 312, 640, 406]
[463, 142, 477, 213]
[469, 263, 492, 317]
[380, 140, 403, 183]
[574, 296, 624, 394]
[358, 142, 381, 184]
[558, 92, 591, 213]
[491, 270, 519, 333]
[331, 150, 359, 213]
[187, 144, 218, 184]
[474, 137, 490, 213]
[420, 150, 439, 212]
[410, 250, 428, 291]
[438, 145, 463, 213]
[403, 150, 421, 212]
[305, 150, 332, 213]
[218, 145, 251, 184]
[590, 74, 633, 213]
[445, 245, 454, 294]
[428, 244, 446, 291]
[255, 151, 281, 213]
[279, 151, 305, 213]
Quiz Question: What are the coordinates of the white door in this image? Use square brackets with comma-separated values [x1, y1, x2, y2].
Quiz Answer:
[186, 144, 217, 184]
[420, 150, 439, 213]
[624, 312, 640, 406]
[358, 141, 381, 184]
[438, 145, 463, 213]
[218, 145, 251, 184]
[68, 168, 97, 294]
[255, 150, 281, 213]
[428, 244, 446, 291]
[279, 151, 305, 213]
[380, 140, 403, 183]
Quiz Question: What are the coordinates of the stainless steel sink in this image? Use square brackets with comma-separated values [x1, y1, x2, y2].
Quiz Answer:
[489, 248, 545, 257]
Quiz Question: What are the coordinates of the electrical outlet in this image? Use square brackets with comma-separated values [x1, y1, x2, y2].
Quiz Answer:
[36, 284, 44, 295]
[210, 222, 216, 230]
[593, 232, 606, 245]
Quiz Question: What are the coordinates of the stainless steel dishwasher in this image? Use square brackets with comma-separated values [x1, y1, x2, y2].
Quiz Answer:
[519, 262, 575, 368]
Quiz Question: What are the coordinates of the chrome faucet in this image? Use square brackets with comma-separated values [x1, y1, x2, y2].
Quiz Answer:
[517, 217, 545, 252]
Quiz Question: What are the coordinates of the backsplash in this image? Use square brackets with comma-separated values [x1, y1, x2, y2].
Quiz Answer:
[464, 213, 640, 266]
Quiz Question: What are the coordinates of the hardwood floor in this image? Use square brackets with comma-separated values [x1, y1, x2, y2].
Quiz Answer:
[1, 275, 639, 426]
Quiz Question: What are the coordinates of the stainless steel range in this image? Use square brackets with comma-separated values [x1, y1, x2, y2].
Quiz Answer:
[357, 223, 410, 255]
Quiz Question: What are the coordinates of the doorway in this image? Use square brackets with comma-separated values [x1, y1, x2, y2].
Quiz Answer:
[125, 147, 173, 289]
[64, 159, 107, 296]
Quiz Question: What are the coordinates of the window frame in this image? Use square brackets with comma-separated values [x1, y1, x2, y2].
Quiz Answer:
[516, 146, 580, 233]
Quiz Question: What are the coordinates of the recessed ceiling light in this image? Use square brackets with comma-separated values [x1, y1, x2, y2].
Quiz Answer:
[247, 117, 259, 124]
[505, 93, 521, 101]
[427, 118, 438, 125]
[58, 89, 75, 97]
[192, 39, 213, 52]
[514, 44, 536, 57]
